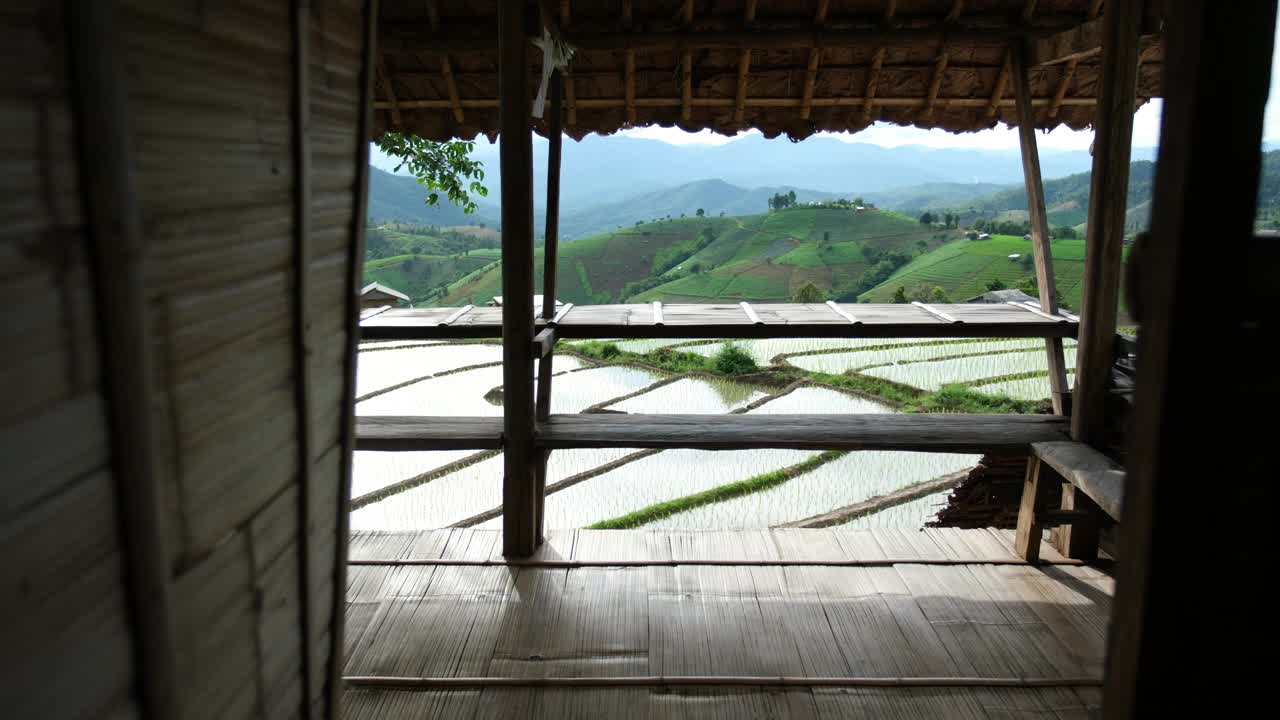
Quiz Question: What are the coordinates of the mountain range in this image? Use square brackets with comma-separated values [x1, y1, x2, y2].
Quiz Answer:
[368, 134, 1160, 234]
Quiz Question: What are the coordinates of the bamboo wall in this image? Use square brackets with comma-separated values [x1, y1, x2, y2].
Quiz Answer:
[2, 1, 373, 718]
[1, 4, 139, 717]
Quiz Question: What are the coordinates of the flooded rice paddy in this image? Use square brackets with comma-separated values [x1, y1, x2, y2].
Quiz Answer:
[351, 335, 1065, 532]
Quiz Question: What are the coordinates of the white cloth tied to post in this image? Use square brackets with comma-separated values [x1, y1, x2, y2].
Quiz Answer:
[532, 29, 575, 118]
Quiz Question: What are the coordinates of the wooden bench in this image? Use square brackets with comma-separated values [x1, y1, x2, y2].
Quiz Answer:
[1015, 440, 1126, 563]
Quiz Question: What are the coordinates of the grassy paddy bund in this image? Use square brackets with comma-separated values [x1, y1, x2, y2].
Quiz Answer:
[350, 336, 1074, 532]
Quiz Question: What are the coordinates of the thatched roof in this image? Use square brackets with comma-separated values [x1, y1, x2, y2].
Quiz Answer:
[376, 1, 1165, 141]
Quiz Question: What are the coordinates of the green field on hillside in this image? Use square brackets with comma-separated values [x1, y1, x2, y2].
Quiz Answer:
[439, 208, 955, 305]
[635, 208, 953, 303]
[858, 234, 1104, 308]
[365, 253, 493, 303]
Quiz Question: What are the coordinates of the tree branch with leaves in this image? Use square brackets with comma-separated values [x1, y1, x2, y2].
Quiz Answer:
[376, 132, 488, 213]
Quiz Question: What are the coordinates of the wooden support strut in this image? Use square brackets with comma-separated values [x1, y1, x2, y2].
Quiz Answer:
[735, 0, 757, 126]
[862, 2, 896, 123]
[623, 1, 635, 125]
[534, 74, 563, 543]
[561, 0, 576, 126]
[1012, 42, 1071, 416]
[681, 0, 693, 121]
[739, 301, 763, 325]
[375, 53, 402, 127]
[498, 0, 538, 557]
[425, 0, 464, 123]
[800, 0, 830, 120]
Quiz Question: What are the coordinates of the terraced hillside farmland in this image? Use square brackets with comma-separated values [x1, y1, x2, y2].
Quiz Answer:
[440, 208, 952, 305]
[633, 208, 954, 302]
[859, 234, 1104, 309]
[364, 253, 494, 303]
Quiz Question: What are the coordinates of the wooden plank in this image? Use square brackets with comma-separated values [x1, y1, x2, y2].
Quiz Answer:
[541, 73, 563, 321]
[1071, 0, 1144, 446]
[912, 302, 960, 323]
[548, 302, 574, 325]
[440, 305, 473, 326]
[499, 0, 538, 558]
[65, 4, 178, 716]
[1012, 42, 1071, 415]
[1031, 441, 1124, 521]
[355, 416, 504, 451]
[826, 300, 859, 324]
[360, 304, 392, 320]
[536, 414, 1069, 452]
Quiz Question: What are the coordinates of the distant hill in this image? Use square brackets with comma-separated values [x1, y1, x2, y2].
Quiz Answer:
[557, 179, 846, 239]
[442, 207, 958, 306]
[368, 167, 499, 226]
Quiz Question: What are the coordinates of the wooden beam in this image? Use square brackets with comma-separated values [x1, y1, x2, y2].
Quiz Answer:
[357, 417, 505, 450]
[425, 0, 464, 123]
[946, 1, 965, 23]
[734, 49, 752, 126]
[499, 0, 538, 557]
[329, 0, 378, 714]
[64, 2, 179, 717]
[376, 95, 1100, 111]
[532, 328, 558, 358]
[1032, 440, 1125, 521]
[375, 54, 402, 127]
[1072, 0, 1143, 446]
[390, 26, 1031, 53]
[1012, 42, 1071, 415]
[535, 413, 1070, 452]
[1022, 0, 1038, 22]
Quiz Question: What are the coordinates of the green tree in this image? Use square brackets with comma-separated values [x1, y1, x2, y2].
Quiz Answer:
[892, 286, 908, 304]
[792, 281, 825, 303]
[376, 132, 488, 213]
[853, 196, 865, 206]
[919, 211, 936, 225]
[931, 286, 951, 303]
[712, 344, 758, 375]
[985, 278, 1007, 291]
[696, 208, 705, 217]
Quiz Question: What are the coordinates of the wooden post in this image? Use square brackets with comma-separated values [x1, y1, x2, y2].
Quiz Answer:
[289, 1, 317, 712]
[1055, 485, 1100, 561]
[1071, 0, 1143, 446]
[1011, 43, 1070, 415]
[1014, 456, 1055, 563]
[1103, 2, 1277, 717]
[65, 2, 180, 717]
[534, 71, 563, 542]
[329, 0, 379, 715]
[499, 0, 538, 557]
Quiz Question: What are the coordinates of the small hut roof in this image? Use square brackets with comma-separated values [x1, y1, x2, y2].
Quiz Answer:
[376, 1, 1164, 142]
[361, 282, 411, 302]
